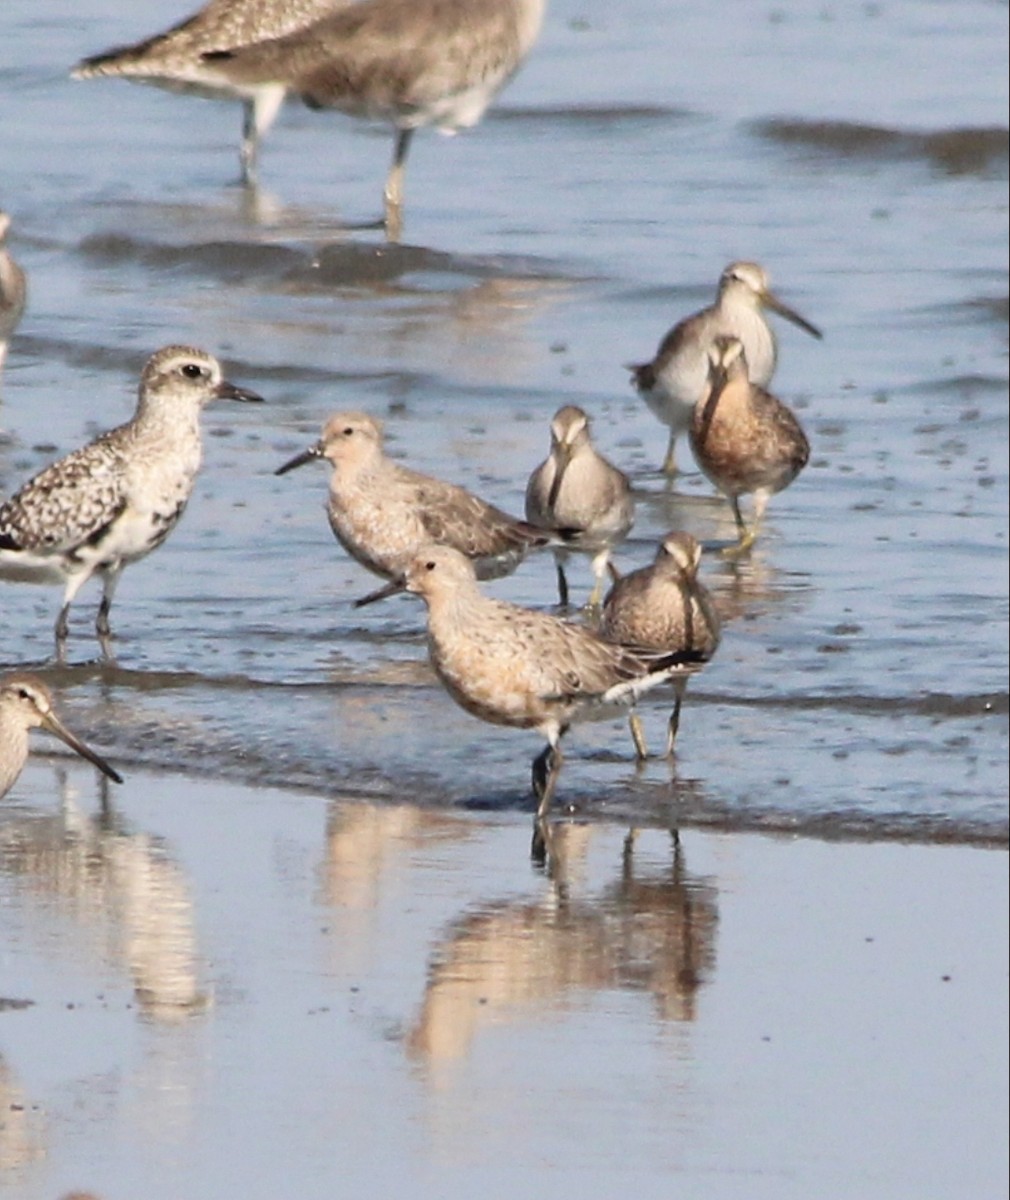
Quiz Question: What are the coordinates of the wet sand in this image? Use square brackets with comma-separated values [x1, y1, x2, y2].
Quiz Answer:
[1, 757, 1007, 1200]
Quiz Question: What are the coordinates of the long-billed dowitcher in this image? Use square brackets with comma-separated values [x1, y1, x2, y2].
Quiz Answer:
[275, 411, 552, 605]
[525, 405, 634, 610]
[629, 261, 821, 475]
[0, 675, 122, 798]
[71, 0, 352, 184]
[601, 531, 720, 758]
[200, 0, 547, 235]
[691, 335, 810, 554]
[0, 212, 26, 385]
[0, 346, 263, 659]
[399, 545, 701, 819]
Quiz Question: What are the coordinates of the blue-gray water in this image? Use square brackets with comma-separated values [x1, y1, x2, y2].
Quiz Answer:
[1, 0, 1007, 845]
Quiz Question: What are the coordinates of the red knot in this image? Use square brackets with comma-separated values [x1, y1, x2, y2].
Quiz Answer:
[199, 0, 548, 236]
[0, 346, 263, 660]
[0, 675, 122, 798]
[525, 405, 634, 610]
[275, 411, 552, 607]
[71, 0, 354, 185]
[629, 261, 821, 475]
[602, 531, 720, 758]
[691, 334, 810, 555]
[400, 544, 702, 820]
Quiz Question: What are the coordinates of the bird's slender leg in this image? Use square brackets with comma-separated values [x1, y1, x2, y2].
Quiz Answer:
[532, 731, 566, 820]
[53, 572, 90, 662]
[628, 710, 649, 760]
[553, 551, 570, 609]
[586, 549, 610, 612]
[383, 128, 414, 240]
[664, 678, 688, 757]
[662, 429, 679, 476]
[95, 566, 122, 659]
[723, 496, 755, 557]
[240, 86, 286, 186]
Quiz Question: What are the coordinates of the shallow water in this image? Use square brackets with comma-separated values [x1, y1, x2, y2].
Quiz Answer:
[1, 0, 1008, 846]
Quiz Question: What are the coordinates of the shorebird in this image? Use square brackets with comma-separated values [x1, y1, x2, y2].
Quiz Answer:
[525, 405, 634, 610]
[276, 412, 554, 605]
[0, 675, 122, 799]
[629, 261, 821, 475]
[0, 211, 27, 385]
[399, 545, 701, 819]
[601, 531, 720, 758]
[691, 335, 810, 555]
[199, 0, 548, 235]
[0, 345, 263, 659]
[71, 0, 351, 185]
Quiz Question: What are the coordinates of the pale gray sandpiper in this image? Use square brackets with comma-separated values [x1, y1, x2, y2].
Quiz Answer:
[0, 675, 122, 798]
[601, 531, 720, 759]
[275, 411, 552, 606]
[0, 346, 263, 660]
[0, 211, 27, 385]
[691, 335, 810, 555]
[629, 261, 821, 475]
[399, 544, 702, 820]
[199, 0, 548, 236]
[71, 0, 353, 184]
[525, 405, 634, 610]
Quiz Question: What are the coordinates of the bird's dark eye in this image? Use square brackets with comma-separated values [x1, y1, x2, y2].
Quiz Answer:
[425, 560, 436, 571]
[181, 363, 204, 379]
[342, 427, 354, 436]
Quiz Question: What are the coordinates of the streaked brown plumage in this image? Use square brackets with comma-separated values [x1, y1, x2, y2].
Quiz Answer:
[602, 531, 720, 757]
[690, 335, 810, 554]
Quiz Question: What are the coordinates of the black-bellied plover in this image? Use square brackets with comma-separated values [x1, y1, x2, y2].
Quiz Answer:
[0, 675, 122, 798]
[0, 211, 27, 387]
[199, 0, 548, 235]
[629, 261, 821, 475]
[601, 531, 720, 758]
[0, 346, 263, 659]
[71, 0, 352, 184]
[399, 544, 702, 819]
[691, 335, 810, 555]
[275, 411, 551, 606]
[525, 404, 634, 610]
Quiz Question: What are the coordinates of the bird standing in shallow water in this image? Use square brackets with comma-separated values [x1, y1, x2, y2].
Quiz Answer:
[690, 335, 810, 555]
[629, 261, 821, 475]
[275, 412, 551, 606]
[601, 531, 720, 758]
[0, 346, 263, 660]
[399, 545, 701, 820]
[525, 405, 634, 611]
[0, 675, 122, 799]
[199, 0, 548, 237]
[71, 0, 353, 185]
[0, 211, 27, 387]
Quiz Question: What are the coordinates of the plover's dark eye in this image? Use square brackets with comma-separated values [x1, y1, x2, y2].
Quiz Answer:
[343, 427, 354, 436]
[425, 560, 436, 572]
[181, 363, 204, 379]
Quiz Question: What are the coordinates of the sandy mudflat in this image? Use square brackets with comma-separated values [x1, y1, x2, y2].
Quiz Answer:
[1, 759, 1006, 1200]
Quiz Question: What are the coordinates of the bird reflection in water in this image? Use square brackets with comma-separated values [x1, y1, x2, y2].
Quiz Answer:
[0, 772, 209, 1020]
[407, 825, 718, 1065]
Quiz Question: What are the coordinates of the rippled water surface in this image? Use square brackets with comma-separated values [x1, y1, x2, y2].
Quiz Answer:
[2, 0, 1007, 844]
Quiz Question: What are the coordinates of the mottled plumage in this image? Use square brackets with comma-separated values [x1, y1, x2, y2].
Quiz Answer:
[525, 405, 634, 609]
[629, 261, 821, 474]
[602, 531, 720, 757]
[200, 0, 547, 233]
[0, 211, 27, 383]
[0, 675, 122, 799]
[275, 411, 550, 605]
[402, 545, 701, 818]
[0, 345, 263, 658]
[690, 335, 810, 554]
[71, 0, 351, 183]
